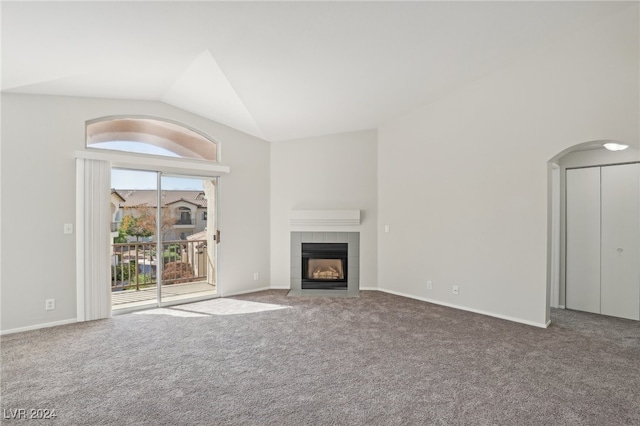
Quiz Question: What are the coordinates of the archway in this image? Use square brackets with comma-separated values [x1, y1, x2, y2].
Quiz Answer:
[546, 139, 639, 322]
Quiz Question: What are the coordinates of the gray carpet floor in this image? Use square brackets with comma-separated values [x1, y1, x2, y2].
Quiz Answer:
[1, 290, 639, 425]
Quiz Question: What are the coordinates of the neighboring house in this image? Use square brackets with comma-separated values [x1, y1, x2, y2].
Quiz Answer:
[110, 189, 125, 235]
[115, 189, 208, 241]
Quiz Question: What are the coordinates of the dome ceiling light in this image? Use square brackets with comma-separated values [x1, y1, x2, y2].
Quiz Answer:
[603, 142, 629, 151]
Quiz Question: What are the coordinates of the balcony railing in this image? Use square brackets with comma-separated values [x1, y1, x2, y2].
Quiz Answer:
[111, 239, 208, 292]
[174, 219, 195, 226]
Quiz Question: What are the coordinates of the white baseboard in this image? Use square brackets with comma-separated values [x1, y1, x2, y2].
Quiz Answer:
[559, 305, 565, 309]
[2, 287, 549, 334]
[376, 288, 549, 329]
[1, 318, 77, 335]
[222, 286, 272, 297]
[268, 286, 379, 292]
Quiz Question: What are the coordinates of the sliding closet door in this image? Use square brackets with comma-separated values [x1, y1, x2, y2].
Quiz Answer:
[601, 164, 640, 320]
[566, 167, 601, 314]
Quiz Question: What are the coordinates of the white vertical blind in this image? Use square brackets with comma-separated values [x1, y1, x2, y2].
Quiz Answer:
[76, 158, 112, 321]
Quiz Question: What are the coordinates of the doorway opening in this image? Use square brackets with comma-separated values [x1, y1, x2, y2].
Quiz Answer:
[110, 169, 218, 311]
[547, 140, 639, 322]
[78, 116, 229, 322]
[87, 116, 223, 313]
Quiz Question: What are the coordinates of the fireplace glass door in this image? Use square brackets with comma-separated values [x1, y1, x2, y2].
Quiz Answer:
[302, 243, 348, 289]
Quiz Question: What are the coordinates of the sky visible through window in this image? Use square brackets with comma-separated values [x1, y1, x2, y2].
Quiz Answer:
[92, 141, 181, 158]
[111, 169, 204, 190]
[106, 142, 204, 190]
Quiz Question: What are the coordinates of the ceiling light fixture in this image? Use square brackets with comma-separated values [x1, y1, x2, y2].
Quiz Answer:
[603, 142, 629, 151]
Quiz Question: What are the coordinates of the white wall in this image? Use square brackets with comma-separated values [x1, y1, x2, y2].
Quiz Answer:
[2, 6, 638, 333]
[270, 130, 378, 289]
[1, 93, 271, 332]
[377, 5, 639, 327]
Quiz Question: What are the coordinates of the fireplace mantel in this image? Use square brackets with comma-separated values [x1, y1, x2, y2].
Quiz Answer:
[290, 210, 360, 227]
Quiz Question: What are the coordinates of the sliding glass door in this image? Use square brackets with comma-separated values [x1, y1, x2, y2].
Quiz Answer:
[111, 169, 218, 312]
[110, 169, 159, 310]
[159, 175, 218, 304]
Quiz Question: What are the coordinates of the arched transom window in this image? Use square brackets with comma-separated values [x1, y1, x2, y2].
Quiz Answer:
[86, 117, 218, 162]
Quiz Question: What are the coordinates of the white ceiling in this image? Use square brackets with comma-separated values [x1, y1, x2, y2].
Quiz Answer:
[1, 1, 631, 142]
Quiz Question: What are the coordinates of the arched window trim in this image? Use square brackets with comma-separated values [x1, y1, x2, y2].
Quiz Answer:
[86, 115, 221, 163]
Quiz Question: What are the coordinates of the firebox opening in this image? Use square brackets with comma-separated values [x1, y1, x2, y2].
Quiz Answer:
[301, 243, 348, 290]
[307, 259, 345, 280]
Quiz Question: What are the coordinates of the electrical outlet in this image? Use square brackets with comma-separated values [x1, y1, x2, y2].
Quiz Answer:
[427, 280, 433, 290]
[452, 285, 459, 295]
[384, 225, 390, 233]
[253, 272, 259, 281]
[63, 224, 73, 234]
[45, 299, 55, 310]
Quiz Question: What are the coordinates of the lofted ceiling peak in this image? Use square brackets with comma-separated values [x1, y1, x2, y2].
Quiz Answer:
[162, 50, 265, 139]
[1, 1, 634, 141]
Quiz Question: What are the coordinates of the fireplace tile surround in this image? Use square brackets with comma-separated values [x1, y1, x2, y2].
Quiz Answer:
[288, 232, 360, 297]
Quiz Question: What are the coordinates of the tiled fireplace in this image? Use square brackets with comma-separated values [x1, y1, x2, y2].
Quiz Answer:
[289, 232, 359, 297]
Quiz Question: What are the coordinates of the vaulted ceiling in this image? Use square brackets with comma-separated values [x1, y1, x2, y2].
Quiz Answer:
[1, 1, 631, 141]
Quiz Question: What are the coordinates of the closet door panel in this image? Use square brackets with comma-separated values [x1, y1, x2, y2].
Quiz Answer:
[566, 167, 601, 314]
[601, 164, 640, 320]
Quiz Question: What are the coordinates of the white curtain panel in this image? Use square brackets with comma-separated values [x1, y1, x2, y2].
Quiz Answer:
[76, 158, 112, 321]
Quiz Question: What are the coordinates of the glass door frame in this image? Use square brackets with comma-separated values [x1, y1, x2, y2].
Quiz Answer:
[156, 172, 219, 308]
[111, 168, 219, 314]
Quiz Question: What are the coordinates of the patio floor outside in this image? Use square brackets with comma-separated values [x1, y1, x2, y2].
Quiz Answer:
[112, 281, 216, 310]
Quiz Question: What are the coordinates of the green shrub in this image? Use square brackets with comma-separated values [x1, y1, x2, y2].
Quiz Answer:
[113, 262, 136, 282]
